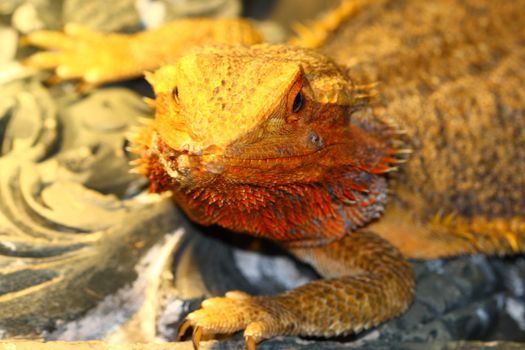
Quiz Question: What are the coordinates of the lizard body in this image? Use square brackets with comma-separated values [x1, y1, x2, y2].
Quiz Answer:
[24, 0, 525, 348]
[319, 0, 525, 258]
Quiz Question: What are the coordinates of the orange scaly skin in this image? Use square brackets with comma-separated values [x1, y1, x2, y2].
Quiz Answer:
[137, 45, 401, 245]
[24, 0, 525, 348]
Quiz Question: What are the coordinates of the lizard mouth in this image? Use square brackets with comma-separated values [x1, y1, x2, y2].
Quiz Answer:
[148, 131, 226, 182]
[151, 131, 341, 184]
[150, 133, 182, 179]
[148, 127, 404, 186]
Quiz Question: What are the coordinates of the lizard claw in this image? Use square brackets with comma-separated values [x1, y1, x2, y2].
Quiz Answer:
[176, 319, 192, 341]
[175, 291, 290, 350]
[44, 74, 62, 87]
[245, 335, 257, 350]
[192, 325, 203, 350]
[23, 26, 135, 85]
[177, 320, 203, 349]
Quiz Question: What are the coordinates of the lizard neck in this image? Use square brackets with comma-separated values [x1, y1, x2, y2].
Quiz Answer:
[172, 169, 388, 245]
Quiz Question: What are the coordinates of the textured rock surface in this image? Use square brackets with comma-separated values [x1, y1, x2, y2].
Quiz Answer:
[0, 1, 180, 337]
[0, 77, 180, 337]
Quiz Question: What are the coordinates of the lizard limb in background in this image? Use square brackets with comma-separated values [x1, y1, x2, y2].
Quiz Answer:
[23, 19, 262, 86]
[21, 0, 374, 86]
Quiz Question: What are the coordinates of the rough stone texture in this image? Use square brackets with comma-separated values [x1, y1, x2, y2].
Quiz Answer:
[63, 0, 241, 32]
[3, 0, 240, 32]
[0, 5, 181, 335]
[0, 76, 180, 338]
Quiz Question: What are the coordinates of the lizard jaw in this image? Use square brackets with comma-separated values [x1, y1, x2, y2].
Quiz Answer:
[150, 132, 181, 179]
[147, 131, 227, 190]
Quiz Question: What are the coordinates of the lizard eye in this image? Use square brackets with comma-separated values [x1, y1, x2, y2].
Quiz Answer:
[172, 86, 179, 103]
[286, 76, 305, 122]
[292, 91, 304, 113]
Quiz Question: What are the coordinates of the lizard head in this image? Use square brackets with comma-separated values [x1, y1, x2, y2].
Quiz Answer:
[132, 44, 405, 243]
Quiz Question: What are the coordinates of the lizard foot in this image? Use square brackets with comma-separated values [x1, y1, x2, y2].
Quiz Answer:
[177, 291, 293, 350]
[23, 24, 135, 86]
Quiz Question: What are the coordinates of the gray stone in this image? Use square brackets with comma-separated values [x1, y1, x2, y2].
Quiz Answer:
[62, 0, 140, 32]
[62, 0, 241, 32]
[0, 26, 17, 63]
[0, 76, 178, 338]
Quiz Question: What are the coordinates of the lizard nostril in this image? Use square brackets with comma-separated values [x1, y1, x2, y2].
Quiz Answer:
[205, 162, 224, 174]
[308, 131, 324, 149]
[172, 86, 180, 103]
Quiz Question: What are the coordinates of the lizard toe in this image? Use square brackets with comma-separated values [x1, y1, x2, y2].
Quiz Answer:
[177, 292, 290, 349]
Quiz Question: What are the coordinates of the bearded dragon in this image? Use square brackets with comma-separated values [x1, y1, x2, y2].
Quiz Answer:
[24, 0, 525, 348]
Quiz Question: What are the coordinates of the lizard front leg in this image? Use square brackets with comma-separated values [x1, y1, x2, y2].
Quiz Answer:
[178, 231, 415, 349]
[23, 19, 262, 86]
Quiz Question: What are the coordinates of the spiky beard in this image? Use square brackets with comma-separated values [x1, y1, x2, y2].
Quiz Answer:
[127, 117, 409, 246]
